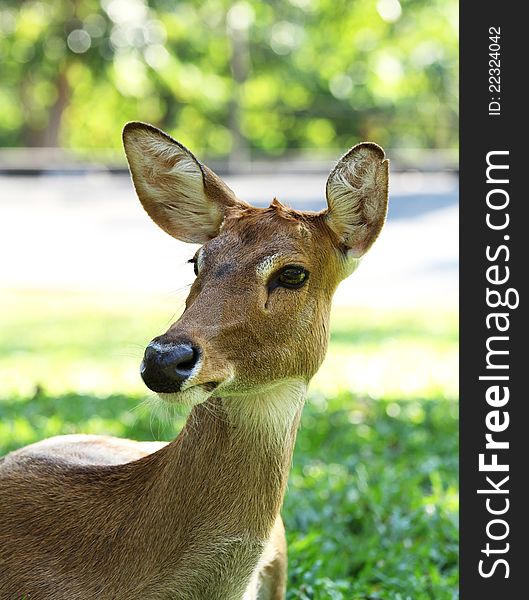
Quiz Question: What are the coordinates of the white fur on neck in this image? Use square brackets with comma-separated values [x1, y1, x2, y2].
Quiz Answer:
[226, 380, 307, 442]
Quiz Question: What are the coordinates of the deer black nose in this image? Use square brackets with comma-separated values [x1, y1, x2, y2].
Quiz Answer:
[140, 340, 200, 393]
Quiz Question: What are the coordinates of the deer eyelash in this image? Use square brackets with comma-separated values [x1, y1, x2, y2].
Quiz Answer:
[188, 256, 199, 276]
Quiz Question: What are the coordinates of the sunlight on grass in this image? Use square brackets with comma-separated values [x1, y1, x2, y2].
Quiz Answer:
[0, 290, 457, 402]
[0, 290, 178, 398]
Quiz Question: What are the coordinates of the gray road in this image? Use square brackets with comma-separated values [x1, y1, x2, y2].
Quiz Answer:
[0, 171, 458, 309]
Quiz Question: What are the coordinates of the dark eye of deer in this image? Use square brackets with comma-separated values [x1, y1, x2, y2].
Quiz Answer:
[273, 266, 309, 290]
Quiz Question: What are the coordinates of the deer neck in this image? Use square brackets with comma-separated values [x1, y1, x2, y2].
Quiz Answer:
[147, 380, 307, 541]
[119, 381, 306, 596]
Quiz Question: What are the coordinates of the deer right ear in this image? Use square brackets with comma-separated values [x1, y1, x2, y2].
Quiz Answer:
[123, 122, 242, 243]
[324, 142, 389, 268]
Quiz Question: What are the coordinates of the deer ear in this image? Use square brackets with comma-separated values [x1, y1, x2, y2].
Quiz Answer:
[325, 142, 389, 262]
[123, 122, 242, 243]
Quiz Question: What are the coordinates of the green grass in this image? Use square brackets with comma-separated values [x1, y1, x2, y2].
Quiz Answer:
[0, 290, 458, 599]
[285, 396, 458, 599]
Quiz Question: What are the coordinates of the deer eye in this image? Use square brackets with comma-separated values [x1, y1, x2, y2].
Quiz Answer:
[272, 266, 309, 290]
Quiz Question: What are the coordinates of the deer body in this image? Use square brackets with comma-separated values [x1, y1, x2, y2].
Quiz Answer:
[0, 123, 389, 599]
[0, 390, 299, 599]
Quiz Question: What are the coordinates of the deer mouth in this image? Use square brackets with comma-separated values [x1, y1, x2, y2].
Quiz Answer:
[157, 381, 220, 407]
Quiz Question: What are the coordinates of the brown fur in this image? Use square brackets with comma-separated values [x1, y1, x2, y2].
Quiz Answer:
[0, 122, 389, 599]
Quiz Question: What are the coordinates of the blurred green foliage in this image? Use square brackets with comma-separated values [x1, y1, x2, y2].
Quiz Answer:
[0, 0, 458, 157]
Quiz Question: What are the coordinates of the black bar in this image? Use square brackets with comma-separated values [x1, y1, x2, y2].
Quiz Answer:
[460, 2, 527, 597]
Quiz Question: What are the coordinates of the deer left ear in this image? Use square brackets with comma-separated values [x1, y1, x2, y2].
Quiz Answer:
[324, 142, 389, 264]
[123, 122, 243, 244]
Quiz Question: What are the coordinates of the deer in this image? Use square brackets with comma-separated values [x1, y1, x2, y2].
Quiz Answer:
[0, 122, 388, 600]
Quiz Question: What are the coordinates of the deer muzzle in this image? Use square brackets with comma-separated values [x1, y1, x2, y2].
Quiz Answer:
[141, 337, 201, 393]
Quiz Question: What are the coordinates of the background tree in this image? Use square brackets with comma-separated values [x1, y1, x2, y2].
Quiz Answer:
[0, 0, 458, 157]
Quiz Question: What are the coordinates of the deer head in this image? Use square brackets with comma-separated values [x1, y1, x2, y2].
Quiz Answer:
[123, 122, 388, 407]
